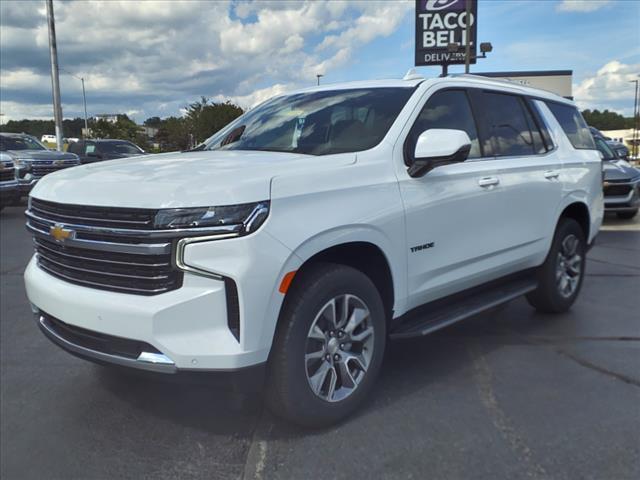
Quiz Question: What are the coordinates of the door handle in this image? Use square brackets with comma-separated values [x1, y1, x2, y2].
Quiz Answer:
[478, 176, 500, 188]
[544, 170, 560, 180]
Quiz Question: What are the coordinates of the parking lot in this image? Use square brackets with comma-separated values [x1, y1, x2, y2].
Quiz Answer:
[1, 205, 638, 480]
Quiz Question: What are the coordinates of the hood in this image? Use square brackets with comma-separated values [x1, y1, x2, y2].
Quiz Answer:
[602, 160, 640, 182]
[6, 149, 78, 161]
[31, 149, 355, 208]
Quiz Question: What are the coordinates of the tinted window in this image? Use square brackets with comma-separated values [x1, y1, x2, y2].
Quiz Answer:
[67, 141, 83, 155]
[594, 138, 617, 160]
[477, 92, 537, 157]
[203, 88, 414, 156]
[0, 135, 46, 151]
[407, 89, 481, 161]
[545, 102, 595, 150]
[98, 141, 142, 154]
[520, 101, 547, 154]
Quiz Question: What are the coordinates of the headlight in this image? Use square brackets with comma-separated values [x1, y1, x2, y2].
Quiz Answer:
[615, 159, 632, 169]
[13, 159, 31, 170]
[153, 201, 269, 234]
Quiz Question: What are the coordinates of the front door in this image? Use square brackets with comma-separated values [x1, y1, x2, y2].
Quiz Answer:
[395, 88, 513, 310]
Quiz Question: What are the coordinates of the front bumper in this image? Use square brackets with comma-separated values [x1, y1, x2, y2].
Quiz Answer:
[25, 226, 295, 377]
[35, 310, 266, 390]
[25, 256, 271, 370]
[603, 179, 640, 213]
[0, 181, 21, 203]
[17, 178, 38, 194]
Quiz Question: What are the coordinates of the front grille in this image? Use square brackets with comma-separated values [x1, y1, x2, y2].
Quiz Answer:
[31, 198, 157, 230]
[30, 160, 79, 179]
[604, 184, 632, 197]
[34, 237, 181, 295]
[0, 168, 14, 182]
[27, 200, 182, 295]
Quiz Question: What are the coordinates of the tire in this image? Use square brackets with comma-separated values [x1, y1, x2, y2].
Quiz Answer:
[526, 218, 586, 313]
[616, 210, 638, 220]
[266, 263, 386, 428]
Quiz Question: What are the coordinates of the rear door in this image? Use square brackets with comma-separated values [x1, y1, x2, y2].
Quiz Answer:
[469, 90, 563, 267]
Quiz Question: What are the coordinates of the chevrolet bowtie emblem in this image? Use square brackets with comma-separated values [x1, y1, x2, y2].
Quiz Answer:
[50, 224, 75, 242]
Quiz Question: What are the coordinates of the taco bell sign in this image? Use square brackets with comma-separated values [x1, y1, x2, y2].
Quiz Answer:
[415, 0, 477, 66]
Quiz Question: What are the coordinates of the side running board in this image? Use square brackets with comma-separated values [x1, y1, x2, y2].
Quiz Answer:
[389, 276, 537, 340]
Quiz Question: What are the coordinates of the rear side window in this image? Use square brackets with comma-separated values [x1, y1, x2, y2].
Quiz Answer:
[474, 92, 540, 157]
[545, 102, 595, 150]
[406, 89, 481, 163]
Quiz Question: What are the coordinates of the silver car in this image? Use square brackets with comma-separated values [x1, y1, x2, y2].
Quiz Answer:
[0, 133, 80, 198]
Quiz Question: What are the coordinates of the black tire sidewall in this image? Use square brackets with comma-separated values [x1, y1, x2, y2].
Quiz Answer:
[532, 218, 586, 312]
[267, 263, 386, 427]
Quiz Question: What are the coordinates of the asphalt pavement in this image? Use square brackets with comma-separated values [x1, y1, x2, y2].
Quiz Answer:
[1, 205, 639, 480]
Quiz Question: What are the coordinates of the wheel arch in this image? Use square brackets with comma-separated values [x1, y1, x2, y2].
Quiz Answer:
[559, 201, 591, 241]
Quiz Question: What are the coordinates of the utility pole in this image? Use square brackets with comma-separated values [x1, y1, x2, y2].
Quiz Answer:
[464, 0, 472, 74]
[631, 79, 639, 159]
[46, 0, 64, 151]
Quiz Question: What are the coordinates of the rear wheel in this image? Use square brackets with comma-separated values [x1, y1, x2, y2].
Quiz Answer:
[266, 263, 386, 427]
[526, 218, 586, 313]
[616, 210, 638, 220]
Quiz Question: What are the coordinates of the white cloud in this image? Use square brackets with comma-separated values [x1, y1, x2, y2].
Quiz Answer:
[0, 0, 411, 122]
[556, 0, 612, 13]
[574, 60, 640, 115]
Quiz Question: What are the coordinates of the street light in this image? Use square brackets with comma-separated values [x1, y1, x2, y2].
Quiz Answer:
[62, 69, 89, 139]
[316, 74, 324, 86]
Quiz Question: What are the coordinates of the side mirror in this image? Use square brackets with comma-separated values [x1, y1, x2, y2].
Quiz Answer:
[408, 129, 472, 178]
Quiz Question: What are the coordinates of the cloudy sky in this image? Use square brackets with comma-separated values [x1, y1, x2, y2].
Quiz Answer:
[0, 0, 638, 123]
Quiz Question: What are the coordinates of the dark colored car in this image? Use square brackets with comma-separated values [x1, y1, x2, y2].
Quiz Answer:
[0, 152, 20, 210]
[68, 139, 146, 164]
[0, 133, 80, 197]
[589, 126, 631, 160]
[594, 137, 639, 219]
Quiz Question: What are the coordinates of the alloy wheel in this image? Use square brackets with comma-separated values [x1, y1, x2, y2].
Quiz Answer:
[304, 294, 375, 402]
[556, 233, 583, 298]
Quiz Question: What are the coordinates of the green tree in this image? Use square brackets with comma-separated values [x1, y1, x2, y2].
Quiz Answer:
[89, 115, 149, 149]
[581, 109, 634, 130]
[155, 116, 190, 151]
[185, 97, 243, 144]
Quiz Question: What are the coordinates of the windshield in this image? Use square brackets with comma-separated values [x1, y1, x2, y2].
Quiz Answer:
[202, 87, 414, 156]
[98, 142, 143, 155]
[0, 135, 46, 151]
[595, 138, 617, 160]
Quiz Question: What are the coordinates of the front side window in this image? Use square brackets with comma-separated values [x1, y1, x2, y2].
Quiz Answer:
[545, 102, 595, 150]
[67, 142, 83, 155]
[406, 89, 481, 163]
[594, 137, 617, 160]
[476, 92, 538, 157]
[202, 88, 414, 156]
[98, 142, 143, 155]
[0, 135, 46, 151]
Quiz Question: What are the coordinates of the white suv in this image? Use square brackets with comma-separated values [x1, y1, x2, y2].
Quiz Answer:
[24, 74, 603, 426]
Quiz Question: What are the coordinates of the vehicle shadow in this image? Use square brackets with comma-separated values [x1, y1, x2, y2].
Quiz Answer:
[95, 301, 552, 438]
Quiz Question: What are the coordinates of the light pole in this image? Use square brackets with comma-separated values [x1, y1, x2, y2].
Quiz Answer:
[316, 74, 324, 86]
[632, 79, 638, 159]
[45, 0, 64, 151]
[63, 69, 89, 138]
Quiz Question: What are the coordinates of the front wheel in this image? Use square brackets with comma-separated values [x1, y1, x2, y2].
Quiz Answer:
[526, 218, 586, 313]
[266, 263, 386, 427]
